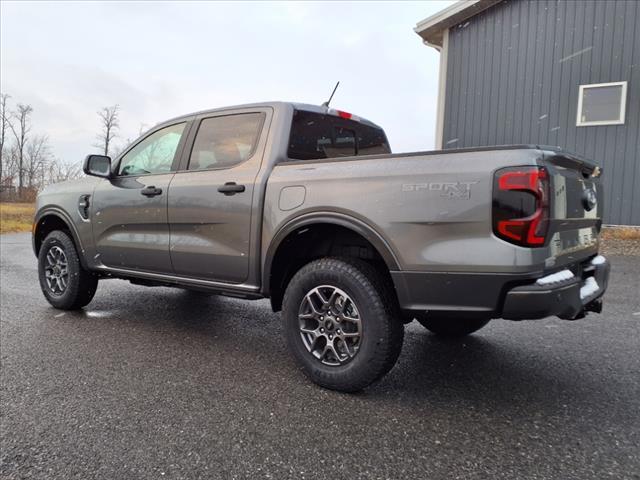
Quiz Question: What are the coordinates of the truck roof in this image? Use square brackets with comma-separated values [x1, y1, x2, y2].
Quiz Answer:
[155, 101, 384, 130]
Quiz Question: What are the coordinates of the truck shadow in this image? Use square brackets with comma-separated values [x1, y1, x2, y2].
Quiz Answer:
[369, 327, 611, 415]
[78, 286, 614, 415]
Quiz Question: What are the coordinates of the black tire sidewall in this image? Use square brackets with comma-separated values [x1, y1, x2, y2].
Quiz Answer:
[38, 231, 85, 309]
[283, 259, 398, 391]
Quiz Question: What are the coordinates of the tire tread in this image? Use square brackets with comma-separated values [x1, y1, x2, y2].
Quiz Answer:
[283, 257, 403, 392]
[38, 230, 98, 310]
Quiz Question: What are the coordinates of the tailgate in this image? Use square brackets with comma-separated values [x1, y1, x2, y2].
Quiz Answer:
[542, 149, 602, 264]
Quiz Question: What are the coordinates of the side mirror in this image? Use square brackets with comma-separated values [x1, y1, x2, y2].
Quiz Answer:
[83, 154, 112, 178]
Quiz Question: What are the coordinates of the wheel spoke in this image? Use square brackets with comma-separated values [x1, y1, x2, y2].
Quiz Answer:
[308, 334, 321, 352]
[329, 342, 341, 362]
[328, 291, 343, 313]
[318, 288, 341, 309]
[320, 343, 331, 362]
[320, 342, 338, 362]
[339, 337, 354, 358]
[315, 288, 330, 306]
[340, 331, 359, 338]
[341, 315, 360, 324]
[334, 296, 346, 314]
[305, 293, 323, 316]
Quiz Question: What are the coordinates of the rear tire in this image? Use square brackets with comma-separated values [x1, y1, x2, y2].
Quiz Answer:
[38, 230, 98, 310]
[282, 257, 404, 393]
[417, 316, 490, 338]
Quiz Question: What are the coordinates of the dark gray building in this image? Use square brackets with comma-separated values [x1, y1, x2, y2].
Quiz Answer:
[415, 0, 639, 225]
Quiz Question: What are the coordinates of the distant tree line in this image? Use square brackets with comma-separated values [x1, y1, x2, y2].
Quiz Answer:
[0, 92, 123, 201]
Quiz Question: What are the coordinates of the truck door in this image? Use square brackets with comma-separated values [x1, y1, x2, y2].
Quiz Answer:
[91, 121, 190, 274]
[167, 110, 268, 283]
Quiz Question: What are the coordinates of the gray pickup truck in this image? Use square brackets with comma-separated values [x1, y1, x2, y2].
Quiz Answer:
[33, 102, 610, 391]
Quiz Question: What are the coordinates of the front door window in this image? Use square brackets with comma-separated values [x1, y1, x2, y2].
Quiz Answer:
[118, 123, 186, 176]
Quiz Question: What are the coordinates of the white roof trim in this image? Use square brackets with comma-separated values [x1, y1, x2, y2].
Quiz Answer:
[415, 0, 482, 33]
[415, 0, 502, 48]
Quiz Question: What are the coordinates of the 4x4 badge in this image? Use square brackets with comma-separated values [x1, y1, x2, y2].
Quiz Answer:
[402, 181, 478, 199]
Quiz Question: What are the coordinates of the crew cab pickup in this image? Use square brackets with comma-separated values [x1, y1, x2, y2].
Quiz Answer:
[33, 102, 610, 392]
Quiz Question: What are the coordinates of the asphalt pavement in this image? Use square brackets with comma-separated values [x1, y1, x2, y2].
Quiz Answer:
[1, 232, 639, 480]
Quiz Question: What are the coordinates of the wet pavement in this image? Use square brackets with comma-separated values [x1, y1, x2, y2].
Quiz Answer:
[1, 232, 639, 479]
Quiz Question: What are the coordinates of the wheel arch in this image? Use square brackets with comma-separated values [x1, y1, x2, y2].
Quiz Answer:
[33, 208, 88, 269]
[263, 213, 400, 311]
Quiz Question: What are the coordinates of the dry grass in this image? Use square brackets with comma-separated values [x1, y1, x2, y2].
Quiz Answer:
[600, 226, 640, 256]
[601, 225, 640, 240]
[0, 202, 35, 234]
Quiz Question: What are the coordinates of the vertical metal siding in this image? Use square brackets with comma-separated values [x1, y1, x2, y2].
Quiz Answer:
[443, 0, 640, 225]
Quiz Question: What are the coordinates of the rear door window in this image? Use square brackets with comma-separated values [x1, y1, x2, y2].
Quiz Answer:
[188, 113, 265, 170]
[287, 110, 390, 161]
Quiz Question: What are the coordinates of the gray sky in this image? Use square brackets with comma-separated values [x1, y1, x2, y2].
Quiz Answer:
[1, 1, 451, 164]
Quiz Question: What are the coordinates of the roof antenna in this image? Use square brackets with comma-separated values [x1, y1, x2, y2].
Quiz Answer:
[321, 81, 340, 108]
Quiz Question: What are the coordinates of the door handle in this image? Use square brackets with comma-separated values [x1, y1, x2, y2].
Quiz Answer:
[141, 185, 163, 197]
[217, 182, 246, 196]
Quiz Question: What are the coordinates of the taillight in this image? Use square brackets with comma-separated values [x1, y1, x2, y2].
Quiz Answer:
[492, 166, 550, 247]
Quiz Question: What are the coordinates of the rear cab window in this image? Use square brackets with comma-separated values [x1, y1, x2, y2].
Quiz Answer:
[287, 110, 390, 161]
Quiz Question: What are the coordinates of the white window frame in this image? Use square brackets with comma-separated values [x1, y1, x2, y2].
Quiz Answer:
[576, 81, 627, 127]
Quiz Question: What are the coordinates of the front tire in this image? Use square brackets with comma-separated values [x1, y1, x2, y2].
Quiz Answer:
[417, 316, 490, 338]
[282, 257, 404, 392]
[38, 230, 98, 310]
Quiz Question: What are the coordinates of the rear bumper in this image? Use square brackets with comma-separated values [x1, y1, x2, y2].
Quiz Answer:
[391, 254, 610, 321]
[501, 255, 610, 320]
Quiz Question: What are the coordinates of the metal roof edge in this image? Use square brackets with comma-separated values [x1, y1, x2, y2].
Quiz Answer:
[414, 0, 502, 48]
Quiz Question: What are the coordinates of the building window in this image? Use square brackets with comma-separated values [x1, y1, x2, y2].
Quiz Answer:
[576, 81, 627, 126]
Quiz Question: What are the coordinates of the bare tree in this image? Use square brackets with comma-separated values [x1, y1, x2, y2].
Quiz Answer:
[95, 104, 120, 156]
[110, 137, 131, 160]
[25, 134, 51, 189]
[4, 144, 19, 183]
[8, 103, 33, 194]
[46, 157, 81, 185]
[0, 93, 10, 183]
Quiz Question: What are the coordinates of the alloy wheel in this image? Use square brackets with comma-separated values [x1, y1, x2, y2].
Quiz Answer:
[44, 245, 69, 296]
[298, 285, 362, 366]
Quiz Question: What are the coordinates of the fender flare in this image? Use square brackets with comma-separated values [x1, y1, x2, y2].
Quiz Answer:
[262, 212, 400, 295]
[33, 207, 87, 267]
